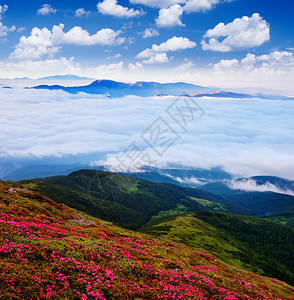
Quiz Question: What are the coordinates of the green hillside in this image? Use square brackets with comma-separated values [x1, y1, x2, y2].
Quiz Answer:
[199, 182, 294, 216]
[141, 211, 294, 286]
[1, 181, 294, 299]
[20, 170, 230, 229]
[265, 212, 294, 228]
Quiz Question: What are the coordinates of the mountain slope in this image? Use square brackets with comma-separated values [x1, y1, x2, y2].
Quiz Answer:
[265, 212, 294, 228]
[199, 180, 294, 216]
[141, 211, 294, 287]
[1, 181, 294, 299]
[20, 169, 231, 229]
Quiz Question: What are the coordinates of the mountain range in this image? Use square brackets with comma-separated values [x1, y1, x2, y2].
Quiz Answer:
[18, 169, 294, 228]
[29, 79, 294, 99]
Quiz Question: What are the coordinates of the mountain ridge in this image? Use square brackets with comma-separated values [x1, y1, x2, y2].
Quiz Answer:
[30, 79, 294, 99]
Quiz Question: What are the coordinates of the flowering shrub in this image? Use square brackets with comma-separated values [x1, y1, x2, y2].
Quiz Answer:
[0, 183, 294, 299]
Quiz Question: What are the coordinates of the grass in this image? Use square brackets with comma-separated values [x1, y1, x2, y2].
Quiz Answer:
[1, 181, 294, 299]
[190, 197, 226, 211]
[141, 212, 294, 286]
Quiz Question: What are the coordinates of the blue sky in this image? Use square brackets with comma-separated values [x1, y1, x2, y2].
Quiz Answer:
[0, 0, 294, 91]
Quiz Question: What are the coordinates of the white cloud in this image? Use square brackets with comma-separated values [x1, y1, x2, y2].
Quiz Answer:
[156, 4, 184, 28]
[227, 179, 294, 196]
[202, 13, 270, 52]
[10, 24, 124, 60]
[60, 26, 124, 46]
[17, 27, 26, 33]
[142, 52, 169, 64]
[142, 28, 159, 38]
[37, 4, 57, 15]
[129, 0, 227, 10]
[128, 62, 144, 70]
[75, 8, 91, 18]
[97, 0, 143, 17]
[0, 22, 15, 38]
[10, 27, 60, 60]
[106, 53, 122, 60]
[213, 58, 239, 71]
[172, 176, 205, 185]
[137, 36, 196, 65]
[0, 57, 80, 78]
[0, 4, 8, 20]
[129, 0, 185, 8]
[0, 90, 294, 180]
[174, 58, 194, 71]
[213, 51, 294, 74]
[183, 0, 222, 12]
[137, 36, 196, 59]
[88, 61, 124, 74]
[0, 57, 124, 80]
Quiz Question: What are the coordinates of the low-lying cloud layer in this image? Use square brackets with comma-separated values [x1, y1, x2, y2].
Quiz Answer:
[227, 179, 294, 196]
[0, 88, 294, 179]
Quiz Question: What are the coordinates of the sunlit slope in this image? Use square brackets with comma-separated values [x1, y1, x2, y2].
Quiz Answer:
[141, 211, 294, 287]
[1, 181, 294, 299]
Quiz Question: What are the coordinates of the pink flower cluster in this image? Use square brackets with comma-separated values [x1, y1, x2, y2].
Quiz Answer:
[0, 184, 294, 299]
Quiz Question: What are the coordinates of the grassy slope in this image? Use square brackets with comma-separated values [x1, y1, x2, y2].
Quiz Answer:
[1, 181, 294, 299]
[264, 212, 294, 228]
[20, 170, 230, 230]
[141, 212, 294, 287]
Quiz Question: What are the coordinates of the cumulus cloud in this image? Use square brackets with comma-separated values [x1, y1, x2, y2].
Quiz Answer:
[0, 4, 8, 19]
[139, 36, 196, 57]
[75, 8, 91, 18]
[174, 58, 194, 71]
[213, 51, 294, 74]
[0, 22, 15, 38]
[37, 4, 56, 15]
[136, 36, 195, 65]
[142, 28, 159, 38]
[183, 0, 225, 12]
[156, 4, 184, 28]
[136, 36, 196, 65]
[129, 0, 185, 8]
[89, 61, 124, 74]
[0, 57, 124, 79]
[97, 0, 143, 17]
[0, 57, 80, 78]
[202, 13, 270, 52]
[1, 90, 293, 180]
[128, 62, 144, 70]
[142, 52, 169, 64]
[10, 24, 124, 60]
[227, 179, 294, 196]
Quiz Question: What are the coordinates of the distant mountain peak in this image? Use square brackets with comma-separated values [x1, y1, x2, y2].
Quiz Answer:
[38, 74, 93, 80]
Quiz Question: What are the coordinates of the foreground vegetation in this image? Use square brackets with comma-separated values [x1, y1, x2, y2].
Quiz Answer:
[1, 181, 294, 299]
[141, 212, 294, 286]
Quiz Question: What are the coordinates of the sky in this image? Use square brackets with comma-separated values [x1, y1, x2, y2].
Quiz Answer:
[0, 0, 294, 92]
[1, 0, 294, 182]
